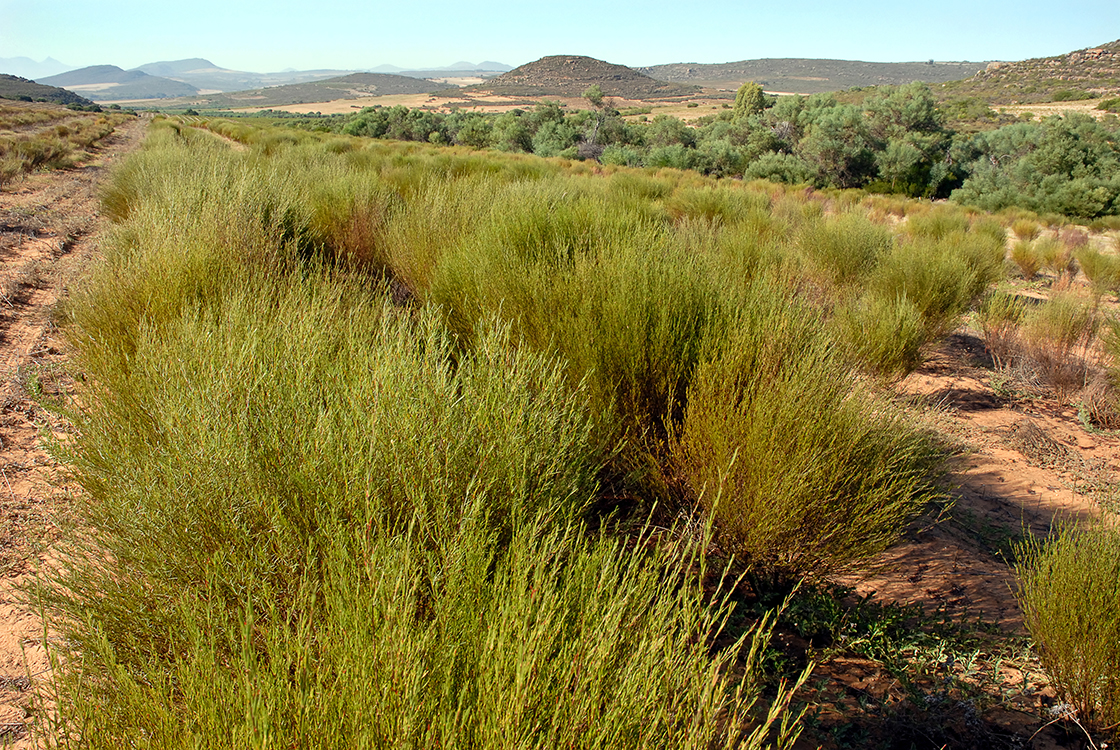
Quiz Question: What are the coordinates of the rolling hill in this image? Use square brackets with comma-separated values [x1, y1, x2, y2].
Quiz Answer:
[474, 56, 699, 99]
[638, 59, 990, 94]
[131, 59, 365, 93]
[936, 39, 1120, 104]
[38, 65, 198, 100]
[0, 74, 97, 107]
[150, 72, 438, 109]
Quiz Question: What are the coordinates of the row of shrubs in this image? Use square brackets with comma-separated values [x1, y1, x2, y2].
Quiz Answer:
[269, 84, 1120, 218]
[42, 117, 1120, 744]
[0, 109, 134, 187]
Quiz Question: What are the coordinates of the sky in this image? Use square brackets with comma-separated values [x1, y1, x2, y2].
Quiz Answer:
[2, 0, 1118, 74]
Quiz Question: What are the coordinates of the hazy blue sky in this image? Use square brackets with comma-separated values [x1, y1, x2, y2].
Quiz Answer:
[3, 0, 1118, 72]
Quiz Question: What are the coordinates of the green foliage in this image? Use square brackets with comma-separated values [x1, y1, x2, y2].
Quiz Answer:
[57, 272, 798, 747]
[831, 292, 927, 378]
[671, 287, 940, 581]
[871, 229, 1002, 339]
[1018, 293, 1099, 399]
[976, 289, 1028, 367]
[796, 212, 893, 287]
[1076, 247, 1120, 295]
[1051, 88, 1093, 102]
[733, 81, 766, 120]
[796, 103, 877, 189]
[1011, 218, 1041, 241]
[40, 122, 1002, 743]
[1016, 523, 1120, 737]
[951, 114, 1120, 218]
[1010, 240, 1041, 280]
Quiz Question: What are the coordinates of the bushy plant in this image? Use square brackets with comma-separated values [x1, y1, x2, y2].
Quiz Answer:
[1011, 219, 1041, 241]
[1035, 236, 1075, 279]
[671, 283, 940, 581]
[976, 289, 1028, 368]
[53, 271, 801, 747]
[1016, 523, 1120, 738]
[1010, 239, 1042, 280]
[1018, 293, 1098, 400]
[1076, 247, 1120, 296]
[795, 212, 894, 288]
[870, 230, 1001, 340]
[831, 291, 927, 378]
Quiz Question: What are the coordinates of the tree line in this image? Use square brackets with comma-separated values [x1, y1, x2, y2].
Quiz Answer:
[291, 82, 1120, 219]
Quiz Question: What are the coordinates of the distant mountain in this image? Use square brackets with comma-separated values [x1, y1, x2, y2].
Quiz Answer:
[477, 55, 698, 99]
[38, 65, 198, 100]
[393, 61, 514, 79]
[0, 74, 96, 106]
[133, 58, 220, 77]
[638, 59, 990, 94]
[153, 71, 437, 109]
[938, 40, 1120, 104]
[0, 57, 73, 80]
[371, 64, 406, 73]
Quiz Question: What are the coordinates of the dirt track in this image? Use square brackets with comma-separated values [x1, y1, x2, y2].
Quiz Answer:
[0, 115, 146, 748]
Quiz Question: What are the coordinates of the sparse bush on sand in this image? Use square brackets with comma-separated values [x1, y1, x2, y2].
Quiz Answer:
[1017, 523, 1120, 740]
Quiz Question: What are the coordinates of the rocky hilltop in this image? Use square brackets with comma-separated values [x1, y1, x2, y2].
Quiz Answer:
[942, 40, 1120, 104]
[480, 55, 699, 99]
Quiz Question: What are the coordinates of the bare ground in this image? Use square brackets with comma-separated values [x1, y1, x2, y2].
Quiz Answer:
[0, 116, 146, 748]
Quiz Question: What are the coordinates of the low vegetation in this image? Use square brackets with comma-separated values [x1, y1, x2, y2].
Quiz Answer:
[259, 80, 1120, 219]
[27, 114, 1120, 747]
[1016, 523, 1120, 736]
[0, 102, 134, 187]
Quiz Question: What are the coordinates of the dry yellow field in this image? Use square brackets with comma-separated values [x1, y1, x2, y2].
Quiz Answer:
[998, 98, 1113, 120]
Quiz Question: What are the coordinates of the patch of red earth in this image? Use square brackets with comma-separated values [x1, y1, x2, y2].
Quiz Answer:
[0, 116, 147, 748]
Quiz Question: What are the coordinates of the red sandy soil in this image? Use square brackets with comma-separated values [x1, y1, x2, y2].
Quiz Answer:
[0, 115, 146, 748]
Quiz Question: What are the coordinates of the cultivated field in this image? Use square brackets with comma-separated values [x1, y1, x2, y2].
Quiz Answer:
[0, 107, 1119, 748]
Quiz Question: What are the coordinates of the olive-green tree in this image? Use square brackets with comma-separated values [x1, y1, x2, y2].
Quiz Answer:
[733, 81, 766, 120]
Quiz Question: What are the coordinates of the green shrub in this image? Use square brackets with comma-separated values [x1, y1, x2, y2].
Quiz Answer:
[831, 291, 927, 378]
[795, 212, 894, 288]
[905, 205, 970, 240]
[1010, 239, 1041, 280]
[976, 289, 1028, 368]
[1018, 293, 1098, 400]
[1011, 218, 1041, 241]
[870, 231, 1001, 340]
[1016, 523, 1120, 737]
[1035, 236, 1075, 278]
[52, 272, 803, 747]
[1076, 247, 1120, 296]
[671, 283, 940, 581]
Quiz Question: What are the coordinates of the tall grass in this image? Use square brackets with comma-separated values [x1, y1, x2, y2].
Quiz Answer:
[1010, 240, 1041, 280]
[869, 231, 1003, 340]
[1018, 293, 1098, 399]
[977, 289, 1028, 368]
[1076, 247, 1120, 297]
[795, 212, 894, 288]
[0, 107, 131, 188]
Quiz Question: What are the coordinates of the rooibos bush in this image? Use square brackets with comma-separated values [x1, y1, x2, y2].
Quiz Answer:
[1017, 524, 1120, 738]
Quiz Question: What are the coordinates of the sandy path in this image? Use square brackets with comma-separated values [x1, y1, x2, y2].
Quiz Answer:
[0, 116, 146, 748]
